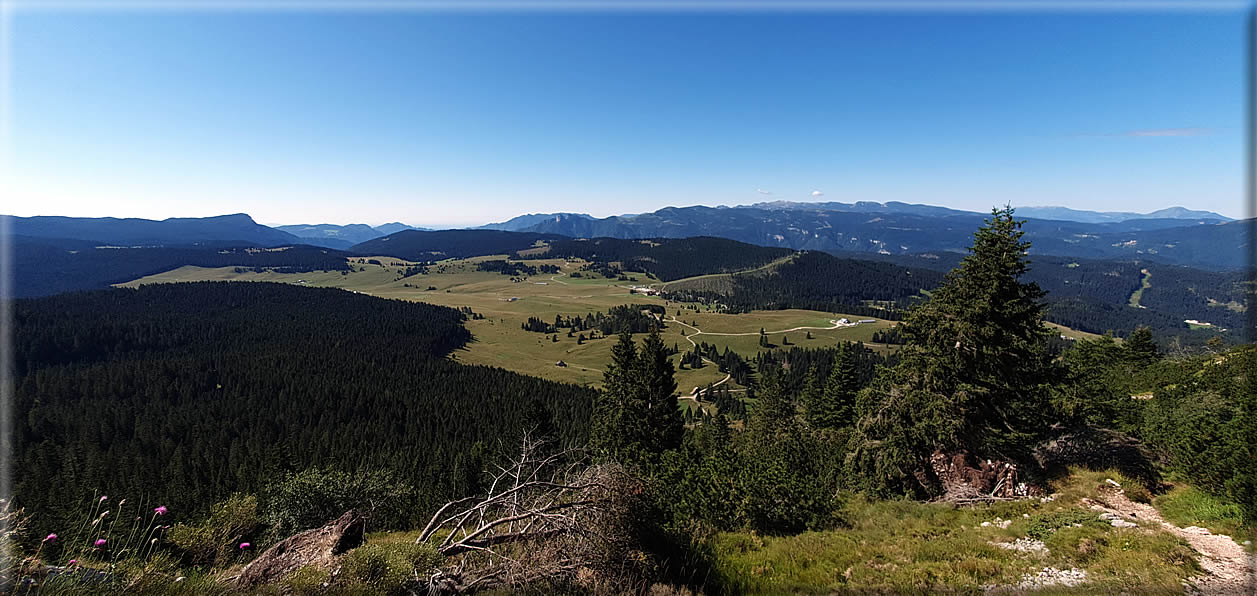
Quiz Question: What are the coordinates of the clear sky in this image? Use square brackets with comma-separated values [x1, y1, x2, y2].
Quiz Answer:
[5, 5, 1248, 227]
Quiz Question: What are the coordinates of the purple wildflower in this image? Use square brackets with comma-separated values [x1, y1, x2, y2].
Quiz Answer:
[44, 533, 57, 542]
[154, 506, 168, 515]
[239, 542, 251, 549]
[94, 539, 107, 547]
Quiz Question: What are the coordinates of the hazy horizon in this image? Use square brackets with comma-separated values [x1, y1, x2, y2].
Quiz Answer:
[4, 197, 1238, 231]
[8, 8, 1248, 225]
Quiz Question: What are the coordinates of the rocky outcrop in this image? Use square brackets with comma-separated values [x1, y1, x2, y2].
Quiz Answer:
[235, 510, 365, 590]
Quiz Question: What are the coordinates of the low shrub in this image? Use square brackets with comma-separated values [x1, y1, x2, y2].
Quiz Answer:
[1026, 509, 1104, 540]
[262, 468, 417, 538]
[338, 542, 442, 595]
[165, 494, 260, 567]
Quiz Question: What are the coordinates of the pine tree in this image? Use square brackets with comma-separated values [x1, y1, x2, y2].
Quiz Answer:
[809, 343, 857, 429]
[749, 367, 795, 438]
[591, 331, 644, 459]
[799, 364, 823, 425]
[1123, 326, 1160, 366]
[638, 327, 684, 453]
[849, 206, 1056, 497]
[1227, 347, 1257, 524]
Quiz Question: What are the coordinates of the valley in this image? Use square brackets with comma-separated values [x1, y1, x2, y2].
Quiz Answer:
[120, 255, 900, 391]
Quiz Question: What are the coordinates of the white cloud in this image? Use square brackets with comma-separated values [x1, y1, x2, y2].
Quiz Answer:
[811, 190, 824, 197]
[757, 188, 773, 195]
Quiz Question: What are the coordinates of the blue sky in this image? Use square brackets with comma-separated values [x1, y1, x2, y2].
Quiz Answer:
[6, 7, 1247, 226]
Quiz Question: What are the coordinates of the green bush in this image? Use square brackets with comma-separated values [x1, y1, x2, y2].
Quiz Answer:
[280, 565, 332, 594]
[1025, 509, 1104, 540]
[338, 542, 442, 595]
[262, 468, 416, 538]
[166, 494, 260, 567]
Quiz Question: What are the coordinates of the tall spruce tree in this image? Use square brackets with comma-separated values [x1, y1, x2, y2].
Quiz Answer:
[591, 331, 645, 459]
[808, 343, 858, 429]
[638, 327, 684, 453]
[749, 367, 795, 438]
[848, 206, 1056, 497]
[1123, 326, 1160, 366]
[591, 328, 683, 462]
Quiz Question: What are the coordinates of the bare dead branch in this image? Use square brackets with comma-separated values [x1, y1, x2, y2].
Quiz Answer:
[416, 432, 640, 594]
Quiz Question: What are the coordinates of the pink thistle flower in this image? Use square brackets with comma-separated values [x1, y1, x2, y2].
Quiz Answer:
[68, 559, 78, 566]
[44, 533, 57, 542]
[99, 496, 107, 502]
[94, 539, 107, 547]
[154, 506, 168, 515]
[239, 542, 250, 549]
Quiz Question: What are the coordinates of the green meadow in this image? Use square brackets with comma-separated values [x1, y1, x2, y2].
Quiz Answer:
[121, 256, 899, 391]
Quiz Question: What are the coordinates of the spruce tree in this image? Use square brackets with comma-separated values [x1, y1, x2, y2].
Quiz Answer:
[809, 343, 858, 429]
[591, 331, 644, 459]
[1123, 326, 1160, 366]
[750, 367, 795, 438]
[849, 206, 1056, 496]
[638, 327, 684, 453]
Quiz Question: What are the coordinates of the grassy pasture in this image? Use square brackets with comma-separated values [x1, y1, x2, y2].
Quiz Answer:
[122, 256, 1092, 390]
[710, 469, 1205, 594]
[121, 257, 898, 391]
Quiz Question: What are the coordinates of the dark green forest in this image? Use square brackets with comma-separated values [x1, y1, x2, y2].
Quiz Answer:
[13, 282, 595, 545]
[519, 236, 794, 282]
[12, 238, 352, 298]
[348, 229, 565, 260]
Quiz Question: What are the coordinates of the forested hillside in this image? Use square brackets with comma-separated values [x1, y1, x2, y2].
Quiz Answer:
[12, 238, 352, 298]
[14, 282, 595, 542]
[520, 236, 794, 281]
[663, 251, 944, 319]
[348, 229, 564, 260]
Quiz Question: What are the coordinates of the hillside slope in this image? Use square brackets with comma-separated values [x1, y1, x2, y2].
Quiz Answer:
[349, 229, 566, 260]
[5, 213, 300, 246]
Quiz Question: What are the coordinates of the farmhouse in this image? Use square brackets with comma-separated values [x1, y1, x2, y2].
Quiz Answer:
[631, 286, 660, 296]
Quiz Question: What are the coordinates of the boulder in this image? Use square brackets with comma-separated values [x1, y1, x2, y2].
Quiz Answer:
[235, 510, 365, 590]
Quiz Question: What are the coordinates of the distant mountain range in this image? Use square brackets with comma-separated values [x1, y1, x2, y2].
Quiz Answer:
[504, 205, 1246, 270]
[477, 213, 594, 232]
[1012, 205, 1232, 224]
[274, 222, 427, 248]
[741, 200, 1232, 223]
[5, 201, 1244, 272]
[5, 213, 301, 247]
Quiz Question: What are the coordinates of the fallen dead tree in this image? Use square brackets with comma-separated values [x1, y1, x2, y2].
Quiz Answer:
[929, 450, 1041, 503]
[417, 434, 645, 594]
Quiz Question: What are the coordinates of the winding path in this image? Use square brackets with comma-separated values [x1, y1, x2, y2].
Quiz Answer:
[1084, 488, 1253, 595]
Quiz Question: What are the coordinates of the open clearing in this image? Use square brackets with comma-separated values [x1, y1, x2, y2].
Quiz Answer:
[121, 257, 898, 389]
[1128, 268, 1152, 307]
